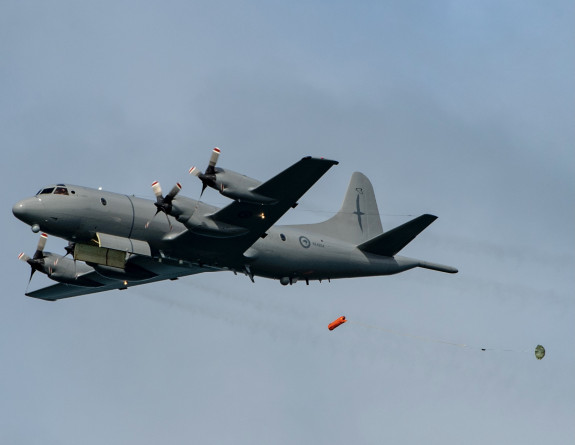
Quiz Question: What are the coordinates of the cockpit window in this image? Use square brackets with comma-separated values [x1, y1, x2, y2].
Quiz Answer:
[36, 186, 69, 196]
[54, 187, 69, 195]
[38, 187, 55, 195]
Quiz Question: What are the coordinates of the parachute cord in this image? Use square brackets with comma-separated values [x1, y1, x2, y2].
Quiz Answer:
[349, 320, 468, 348]
[348, 320, 533, 354]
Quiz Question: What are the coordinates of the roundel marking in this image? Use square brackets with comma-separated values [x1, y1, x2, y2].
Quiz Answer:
[299, 236, 311, 249]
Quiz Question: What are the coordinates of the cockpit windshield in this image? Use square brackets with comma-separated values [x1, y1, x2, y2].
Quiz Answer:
[54, 186, 69, 195]
[36, 184, 69, 196]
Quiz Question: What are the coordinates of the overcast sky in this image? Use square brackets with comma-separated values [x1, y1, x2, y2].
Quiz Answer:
[2, 1, 574, 444]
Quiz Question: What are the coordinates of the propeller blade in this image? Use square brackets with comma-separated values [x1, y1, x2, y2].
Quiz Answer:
[33, 233, 48, 260]
[208, 147, 221, 170]
[198, 181, 208, 199]
[151, 181, 163, 200]
[37, 232, 48, 252]
[18, 252, 31, 262]
[164, 213, 173, 231]
[165, 183, 182, 201]
[188, 166, 201, 177]
[27, 267, 36, 285]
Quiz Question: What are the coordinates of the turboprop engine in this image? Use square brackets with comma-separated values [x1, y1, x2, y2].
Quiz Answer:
[189, 148, 278, 204]
[18, 233, 100, 287]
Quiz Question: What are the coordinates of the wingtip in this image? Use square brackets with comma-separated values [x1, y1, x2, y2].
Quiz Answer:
[301, 156, 339, 165]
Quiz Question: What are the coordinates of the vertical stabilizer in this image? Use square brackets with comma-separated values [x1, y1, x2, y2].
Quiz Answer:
[293, 172, 383, 244]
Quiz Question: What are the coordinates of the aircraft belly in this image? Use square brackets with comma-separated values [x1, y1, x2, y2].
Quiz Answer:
[252, 246, 419, 280]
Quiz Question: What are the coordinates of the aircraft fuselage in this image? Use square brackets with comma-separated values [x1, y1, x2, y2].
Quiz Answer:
[13, 184, 424, 284]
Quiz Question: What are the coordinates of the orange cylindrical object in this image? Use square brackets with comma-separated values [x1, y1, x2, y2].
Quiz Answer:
[328, 316, 347, 331]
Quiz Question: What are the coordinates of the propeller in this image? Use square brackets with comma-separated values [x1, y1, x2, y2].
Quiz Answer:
[146, 181, 182, 229]
[189, 147, 221, 197]
[18, 232, 48, 284]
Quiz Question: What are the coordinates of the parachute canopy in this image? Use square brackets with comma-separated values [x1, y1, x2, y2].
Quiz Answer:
[535, 345, 545, 360]
[328, 316, 347, 331]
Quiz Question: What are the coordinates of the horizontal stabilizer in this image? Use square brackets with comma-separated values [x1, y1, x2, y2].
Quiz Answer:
[357, 214, 437, 257]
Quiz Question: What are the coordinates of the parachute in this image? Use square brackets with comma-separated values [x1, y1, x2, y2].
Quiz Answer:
[535, 345, 545, 360]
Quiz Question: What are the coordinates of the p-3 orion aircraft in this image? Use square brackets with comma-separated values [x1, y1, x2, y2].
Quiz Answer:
[13, 149, 457, 301]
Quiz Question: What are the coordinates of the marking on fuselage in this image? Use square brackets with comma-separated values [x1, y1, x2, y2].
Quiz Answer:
[299, 236, 311, 249]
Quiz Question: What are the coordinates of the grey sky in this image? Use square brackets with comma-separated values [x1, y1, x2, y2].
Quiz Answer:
[2, 1, 573, 444]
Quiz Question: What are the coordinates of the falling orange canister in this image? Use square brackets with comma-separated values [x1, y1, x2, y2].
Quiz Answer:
[328, 316, 347, 331]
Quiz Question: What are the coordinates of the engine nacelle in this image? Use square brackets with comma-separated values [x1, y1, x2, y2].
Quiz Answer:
[191, 166, 277, 205]
[171, 199, 249, 237]
[179, 213, 249, 237]
[215, 169, 277, 204]
[40, 253, 102, 287]
[219, 187, 277, 205]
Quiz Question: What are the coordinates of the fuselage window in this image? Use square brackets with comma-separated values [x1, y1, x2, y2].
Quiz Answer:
[54, 187, 69, 195]
[280, 233, 286, 241]
[101, 198, 107, 206]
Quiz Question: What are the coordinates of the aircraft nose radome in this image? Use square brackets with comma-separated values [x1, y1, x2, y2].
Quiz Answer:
[12, 200, 26, 220]
[12, 198, 43, 223]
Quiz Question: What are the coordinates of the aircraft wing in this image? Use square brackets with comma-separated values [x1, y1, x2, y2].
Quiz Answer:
[249, 156, 338, 199]
[165, 156, 338, 261]
[207, 156, 338, 252]
[25, 262, 217, 301]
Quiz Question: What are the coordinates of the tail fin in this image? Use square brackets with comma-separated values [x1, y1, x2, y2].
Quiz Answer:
[357, 214, 437, 256]
[295, 172, 383, 244]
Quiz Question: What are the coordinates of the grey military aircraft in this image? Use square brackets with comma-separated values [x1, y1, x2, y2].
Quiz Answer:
[13, 149, 457, 301]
